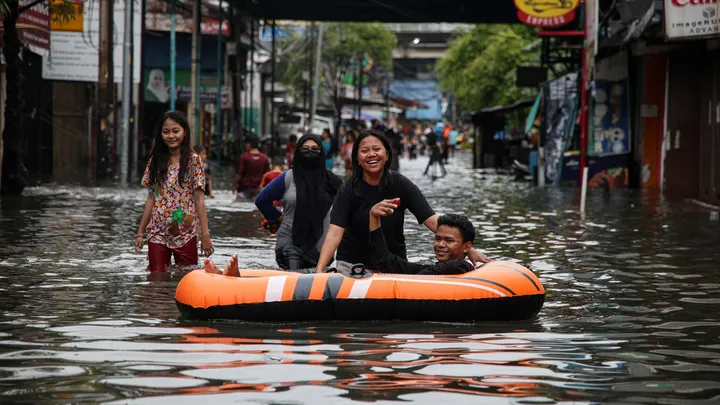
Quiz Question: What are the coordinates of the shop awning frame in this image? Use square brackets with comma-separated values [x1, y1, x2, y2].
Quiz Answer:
[231, 0, 519, 24]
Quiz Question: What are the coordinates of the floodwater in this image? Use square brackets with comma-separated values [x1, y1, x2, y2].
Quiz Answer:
[1, 152, 720, 404]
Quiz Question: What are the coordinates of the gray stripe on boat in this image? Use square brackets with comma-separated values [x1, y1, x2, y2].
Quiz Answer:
[292, 274, 315, 301]
[322, 274, 345, 300]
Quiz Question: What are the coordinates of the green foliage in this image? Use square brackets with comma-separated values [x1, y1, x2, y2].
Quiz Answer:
[437, 24, 538, 112]
[0, 1, 10, 17]
[1, 0, 77, 20]
[49, 0, 78, 24]
[275, 22, 395, 108]
[322, 22, 395, 71]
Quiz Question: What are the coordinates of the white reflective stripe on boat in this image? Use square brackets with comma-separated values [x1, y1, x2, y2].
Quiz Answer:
[264, 276, 288, 302]
[372, 277, 507, 297]
[347, 279, 373, 299]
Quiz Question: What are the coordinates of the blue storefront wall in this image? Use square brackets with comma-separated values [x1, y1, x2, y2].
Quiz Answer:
[143, 31, 225, 71]
[390, 80, 443, 121]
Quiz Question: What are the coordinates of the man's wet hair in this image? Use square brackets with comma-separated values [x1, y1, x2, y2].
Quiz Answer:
[246, 136, 259, 149]
[272, 156, 285, 166]
[437, 214, 475, 243]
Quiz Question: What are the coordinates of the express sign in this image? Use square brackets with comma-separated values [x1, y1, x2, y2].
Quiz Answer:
[514, 0, 581, 27]
[665, 0, 720, 39]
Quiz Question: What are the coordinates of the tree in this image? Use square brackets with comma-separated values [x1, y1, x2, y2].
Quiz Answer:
[276, 22, 395, 128]
[437, 25, 537, 115]
[1, 0, 75, 195]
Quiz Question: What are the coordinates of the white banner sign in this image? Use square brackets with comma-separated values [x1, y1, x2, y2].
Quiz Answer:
[664, 0, 720, 39]
[42, 0, 142, 83]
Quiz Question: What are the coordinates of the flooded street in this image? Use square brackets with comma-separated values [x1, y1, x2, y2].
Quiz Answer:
[1, 152, 720, 404]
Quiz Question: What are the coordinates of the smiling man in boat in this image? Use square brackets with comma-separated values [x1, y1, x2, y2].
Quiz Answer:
[203, 200, 485, 277]
[367, 198, 481, 275]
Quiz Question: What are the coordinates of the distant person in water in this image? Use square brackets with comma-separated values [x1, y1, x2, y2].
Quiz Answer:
[284, 134, 297, 168]
[192, 145, 215, 199]
[260, 156, 285, 189]
[321, 128, 334, 169]
[233, 136, 270, 200]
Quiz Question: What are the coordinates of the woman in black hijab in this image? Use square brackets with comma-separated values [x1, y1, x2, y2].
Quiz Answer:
[255, 134, 343, 270]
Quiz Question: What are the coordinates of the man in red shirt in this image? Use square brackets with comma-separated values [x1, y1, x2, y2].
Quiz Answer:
[284, 134, 297, 168]
[234, 136, 270, 201]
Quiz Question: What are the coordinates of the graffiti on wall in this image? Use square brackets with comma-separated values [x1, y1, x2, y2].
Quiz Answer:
[562, 153, 630, 188]
[543, 73, 579, 184]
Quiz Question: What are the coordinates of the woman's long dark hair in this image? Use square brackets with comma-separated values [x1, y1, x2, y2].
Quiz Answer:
[147, 110, 193, 187]
[350, 129, 393, 196]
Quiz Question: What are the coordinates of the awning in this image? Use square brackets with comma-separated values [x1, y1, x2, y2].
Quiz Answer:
[475, 98, 536, 116]
[600, 0, 656, 49]
[337, 96, 387, 108]
[390, 96, 429, 110]
[524, 94, 542, 135]
[471, 98, 536, 128]
[342, 107, 382, 121]
[390, 80, 443, 121]
[342, 107, 379, 121]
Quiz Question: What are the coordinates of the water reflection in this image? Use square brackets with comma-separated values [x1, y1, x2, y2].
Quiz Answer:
[1, 154, 720, 403]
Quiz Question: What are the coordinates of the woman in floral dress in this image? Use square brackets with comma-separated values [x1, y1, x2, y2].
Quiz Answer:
[135, 111, 214, 272]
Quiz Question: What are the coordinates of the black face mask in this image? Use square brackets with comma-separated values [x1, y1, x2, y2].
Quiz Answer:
[297, 148, 324, 168]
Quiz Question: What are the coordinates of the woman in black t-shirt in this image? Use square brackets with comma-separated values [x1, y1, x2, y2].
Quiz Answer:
[314, 129, 490, 274]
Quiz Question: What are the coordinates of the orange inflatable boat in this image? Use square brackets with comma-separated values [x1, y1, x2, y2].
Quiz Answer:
[175, 261, 545, 322]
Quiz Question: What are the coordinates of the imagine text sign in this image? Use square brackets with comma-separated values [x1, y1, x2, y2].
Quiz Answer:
[664, 0, 720, 39]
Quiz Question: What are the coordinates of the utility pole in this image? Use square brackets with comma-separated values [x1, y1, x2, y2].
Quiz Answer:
[385, 72, 391, 122]
[270, 20, 276, 156]
[97, 0, 115, 179]
[190, 0, 201, 144]
[119, 0, 134, 186]
[309, 23, 324, 130]
[216, 0, 223, 172]
[352, 61, 358, 119]
[357, 62, 363, 120]
[170, 0, 177, 110]
[248, 18, 255, 132]
[305, 21, 315, 126]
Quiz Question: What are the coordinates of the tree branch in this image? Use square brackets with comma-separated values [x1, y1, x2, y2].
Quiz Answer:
[18, 0, 46, 15]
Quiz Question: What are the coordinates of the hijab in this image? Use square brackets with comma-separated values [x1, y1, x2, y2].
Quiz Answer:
[292, 134, 342, 251]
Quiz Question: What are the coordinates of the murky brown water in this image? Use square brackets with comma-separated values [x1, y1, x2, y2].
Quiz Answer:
[1, 152, 720, 404]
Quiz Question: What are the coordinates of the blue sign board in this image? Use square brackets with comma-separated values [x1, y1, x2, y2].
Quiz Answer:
[259, 25, 306, 41]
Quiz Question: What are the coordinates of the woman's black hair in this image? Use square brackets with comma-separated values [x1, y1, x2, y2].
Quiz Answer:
[350, 129, 393, 196]
[147, 110, 193, 187]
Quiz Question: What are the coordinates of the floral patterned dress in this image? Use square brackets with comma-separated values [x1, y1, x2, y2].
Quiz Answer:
[141, 154, 205, 249]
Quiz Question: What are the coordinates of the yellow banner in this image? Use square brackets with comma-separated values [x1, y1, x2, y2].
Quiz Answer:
[514, 0, 580, 27]
[51, 0, 83, 32]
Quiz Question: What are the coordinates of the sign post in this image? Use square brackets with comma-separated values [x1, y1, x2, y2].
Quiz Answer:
[515, 0, 591, 211]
